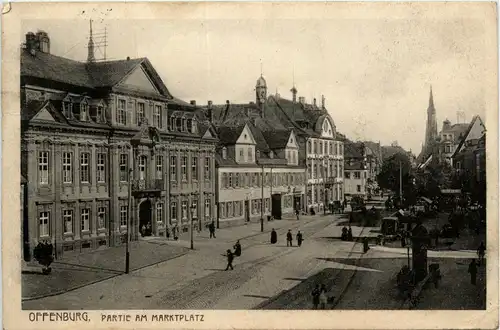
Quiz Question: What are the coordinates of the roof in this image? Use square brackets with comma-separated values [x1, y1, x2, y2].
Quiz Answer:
[21, 49, 172, 98]
[344, 142, 364, 158]
[217, 125, 246, 145]
[451, 115, 485, 158]
[345, 159, 365, 170]
[441, 123, 469, 143]
[261, 129, 291, 150]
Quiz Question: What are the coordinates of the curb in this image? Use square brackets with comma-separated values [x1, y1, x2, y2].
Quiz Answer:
[401, 275, 431, 309]
[22, 252, 188, 302]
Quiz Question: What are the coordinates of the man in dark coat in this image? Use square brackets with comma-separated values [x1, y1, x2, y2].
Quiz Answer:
[477, 242, 486, 265]
[225, 249, 234, 271]
[468, 259, 478, 285]
[270, 228, 277, 244]
[208, 221, 216, 239]
[347, 226, 353, 241]
[286, 230, 293, 247]
[341, 226, 348, 241]
[311, 284, 321, 309]
[296, 231, 303, 247]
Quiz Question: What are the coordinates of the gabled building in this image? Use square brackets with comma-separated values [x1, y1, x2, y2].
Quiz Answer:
[265, 88, 344, 213]
[21, 30, 217, 258]
[436, 119, 469, 165]
[343, 142, 368, 198]
[211, 77, 306, 227]
[452, 116, 486, 204]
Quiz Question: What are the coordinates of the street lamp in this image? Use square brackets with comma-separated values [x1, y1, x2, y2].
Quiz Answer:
[125, 168, 133, 274]
[189, 203, 196, 250]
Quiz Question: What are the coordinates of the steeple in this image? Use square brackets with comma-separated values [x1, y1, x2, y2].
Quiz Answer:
[428, 85, 435, 113]
[87, 19, 95, 63]
[424, 85, 438, 151]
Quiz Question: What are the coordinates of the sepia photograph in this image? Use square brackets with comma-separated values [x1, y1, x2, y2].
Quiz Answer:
[3, 2, 498, 329]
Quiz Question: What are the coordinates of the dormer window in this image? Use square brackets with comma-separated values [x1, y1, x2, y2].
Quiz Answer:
[256, 150, 260, 158]
[176, 118, 182, 132]
[222, 147, 227, 160]
[181, 118, 186, 132]
[80, 101, 89, 121]
[269, 151, 274, 159]
[63, 101, 72, 118]
[247, 147, 253, 162]
[96, 105, 104, 122]
[187, 119, 193, 133]
[191, 118, 198, 134]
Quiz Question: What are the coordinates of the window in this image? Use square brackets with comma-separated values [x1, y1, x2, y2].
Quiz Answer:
[234, 201, 240, 217]
[181, 156, 187, 180]
[220, 202, 226, 218]
[354, 172, 361, 179]
[97, 105, 104, 122]
[319, 142, 323, 154]
[119, 154, 128, 182]
[307, 164, 312, 179]
[117, 99, 127, 125]
[205, 199, 211, 217]
[63, 210, 73, 234]
[222, 147, 227, 159]
[80, 102, 89, 121]
[81, 208, 90, 232]
[63, 101, 72, 118]
[191, 156, 198, 181]
[136, 102, 145, 125]
[345, 171, 351, 179]
[80, 152, 90, 183]
[156, 155, 163, 179]
[192, 200, 198, 218]
[307, 140, 312, 153]
[156, 203, 163, 223]
[139, 156, 147, 180]
[235, 173, 240, 188]
[171, 202, 177, 221]
[356, 185, 361, 192]
[204, 157, 210, 180]
[248, 148, 253, 162]
[181, 201, 188, 219]
[239, 148, 244, 162]
[226, 202, 232, 218]
[39, 211, 49, 237]
[97, 153, 106, 183]
[181, 118, 186, 132]
[222, 173, 228, 188]
[154, 105, 162, 128]
[120, 206, 128, 226]
[170, 156, 177, 181]
[62, 152, 72, 183]
[38, 151, 49, 185]
[313, 164, 318, 178]
[229, 173, 233, 187]
[97, 207, 106, 229]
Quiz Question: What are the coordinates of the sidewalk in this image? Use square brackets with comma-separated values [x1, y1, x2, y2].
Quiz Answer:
[416, 258, 487, 309]
[22, 241, 188, 300]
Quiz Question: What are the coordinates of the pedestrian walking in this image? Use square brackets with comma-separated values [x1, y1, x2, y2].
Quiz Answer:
[286, 230, 293, 247]
[319, 284, 328, 309]
[208, 221, 216, 239]
[311, 284, 321, 309]
[296, 209, 300, 221]
[224, 249, 234, 271]
[173, 224, 179, 241]
[477, 242, 486, 265]
[233, 240, 241, 257]
[270, 228, 277, 244]
[341, 226, 348, 241]
[468, 259, 478, 285]
[296, 231, 303, 247]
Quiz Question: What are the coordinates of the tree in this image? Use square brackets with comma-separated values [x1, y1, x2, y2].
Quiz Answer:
[377, 152, 412, 194]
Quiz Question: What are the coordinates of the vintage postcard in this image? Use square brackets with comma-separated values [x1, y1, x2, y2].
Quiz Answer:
[2, 1, 499, 329]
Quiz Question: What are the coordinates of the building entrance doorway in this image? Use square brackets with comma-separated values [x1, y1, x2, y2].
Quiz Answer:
[271, 194, 282, 220]
[139, 199, 152, 237]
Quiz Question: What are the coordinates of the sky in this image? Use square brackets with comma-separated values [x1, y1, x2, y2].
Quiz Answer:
[22, 13, 489, 153]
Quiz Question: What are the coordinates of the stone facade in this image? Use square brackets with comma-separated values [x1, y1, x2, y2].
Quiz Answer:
[21, 31, 217, 258]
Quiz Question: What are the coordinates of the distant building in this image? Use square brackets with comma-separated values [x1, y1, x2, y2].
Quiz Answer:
[418, 86, 438, 163]
[343, 142, 378, 198]
[21, 30, 217, 258]
[452, 116, 486, 203]
[436, 119, 469, 165]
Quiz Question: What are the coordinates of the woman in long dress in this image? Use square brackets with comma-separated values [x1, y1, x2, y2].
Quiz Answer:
[270, 228, 277, 244]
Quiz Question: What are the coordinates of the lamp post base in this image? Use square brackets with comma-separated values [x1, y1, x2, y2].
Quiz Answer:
[125, 251, 130, 274]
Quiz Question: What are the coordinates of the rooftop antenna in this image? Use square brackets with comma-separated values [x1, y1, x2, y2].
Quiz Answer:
[87, 19, 109, 62]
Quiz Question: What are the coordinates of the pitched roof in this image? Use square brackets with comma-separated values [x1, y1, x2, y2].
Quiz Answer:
[344, 142, 363, 158]
[451, 115, 484, 158]
[21, 50, 172, 98]
[217, 125, 246, 145]
[261, 129, 291, 150]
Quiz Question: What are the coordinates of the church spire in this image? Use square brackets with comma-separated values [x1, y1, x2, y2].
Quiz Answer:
[87, 19, 95, 63]
[428, 85, 434, 111]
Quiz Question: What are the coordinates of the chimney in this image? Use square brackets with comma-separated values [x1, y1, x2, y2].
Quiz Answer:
[313, 98, 317, 107]
[207, 101, 213, 123]
[190, 100, 196, 106]
[36, 31, 50, 53]
[25, 32, 37, 53]
[299, 97, 305, 105]
[321, 95, 325, 110]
